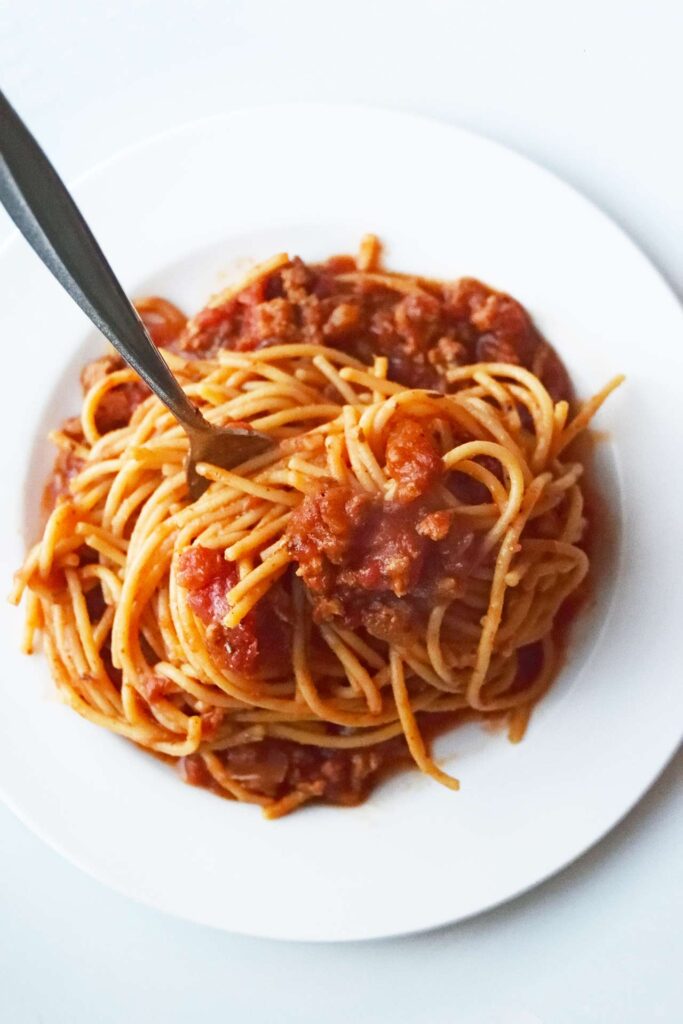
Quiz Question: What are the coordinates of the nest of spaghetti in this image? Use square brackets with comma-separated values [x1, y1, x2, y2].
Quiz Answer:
[13, 252, 621, 818]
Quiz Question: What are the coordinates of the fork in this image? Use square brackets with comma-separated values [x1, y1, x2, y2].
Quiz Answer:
[0, 90, 273, 499]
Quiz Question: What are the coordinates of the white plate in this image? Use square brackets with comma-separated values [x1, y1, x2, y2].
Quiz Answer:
[0, 105, 681, 942]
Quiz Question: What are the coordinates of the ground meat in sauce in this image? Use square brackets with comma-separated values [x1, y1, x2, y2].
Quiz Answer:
[286, 478, 479, 641]
[176, 546, 291, 675]
[180, 736, 407, 807]
[285, 408, 481, 640]
[175, 255, 571, 401]
[79, 352, 148, 434]
[385, 417, 444, 502]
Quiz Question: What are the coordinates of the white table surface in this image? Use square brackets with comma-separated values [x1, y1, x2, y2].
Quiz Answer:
[1, 2, 681, 1021]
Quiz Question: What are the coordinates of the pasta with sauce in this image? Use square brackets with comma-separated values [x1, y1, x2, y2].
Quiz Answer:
[12, 237, 621, 817]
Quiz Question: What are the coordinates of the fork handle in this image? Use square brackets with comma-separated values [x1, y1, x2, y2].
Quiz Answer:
[0, 90, 206, 433]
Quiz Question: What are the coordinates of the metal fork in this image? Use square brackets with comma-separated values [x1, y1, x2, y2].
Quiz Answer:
[0, 91, 273, 499]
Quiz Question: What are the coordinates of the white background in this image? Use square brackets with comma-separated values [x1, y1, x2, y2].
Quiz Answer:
[1, 1, 681, 1021]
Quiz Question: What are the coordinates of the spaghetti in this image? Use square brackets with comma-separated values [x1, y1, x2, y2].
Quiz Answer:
[12, 238, 622, 817]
